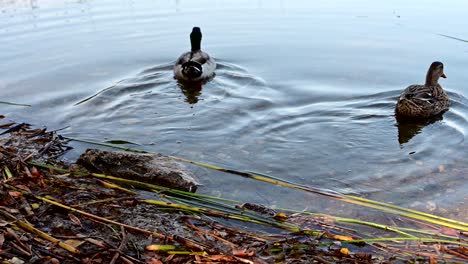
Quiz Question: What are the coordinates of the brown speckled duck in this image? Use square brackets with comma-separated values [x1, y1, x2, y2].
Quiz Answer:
[173, 27, 216, 83]
[395, 61, 450, 119]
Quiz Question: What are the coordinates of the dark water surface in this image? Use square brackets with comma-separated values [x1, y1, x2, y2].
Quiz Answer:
[1, 0, 467, 220]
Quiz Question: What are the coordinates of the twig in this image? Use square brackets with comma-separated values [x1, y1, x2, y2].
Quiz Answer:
[0, 209, 80, 254]
[184, 219, 237, 248]
[439, 245, 468, 260]
[0, 123, 29, 135]
[28, 192, 207, 251]
[71, 197, 135, 208]
[110, 226, 128, 264]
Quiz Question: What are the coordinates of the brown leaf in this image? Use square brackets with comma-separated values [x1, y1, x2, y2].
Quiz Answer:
[68, 214, 83, 227]
[439, 227, 459, 237]
[85, 238, 107, 248]
[65, 239, 85, 248]
[8, 191, 22, 198]
[233, 248, 256, 257]
[165, 255, 174, 262]
[147, 258, 163, 264]
[210, 255, 237, 261]
[0, 122, 14, 128]
[31, 167, 41, 178]
[0, 206, 19, 214]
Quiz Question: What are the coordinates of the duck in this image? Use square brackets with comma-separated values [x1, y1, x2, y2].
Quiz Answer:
[395, 61, 450, 119]
[173, 27, 216, 83]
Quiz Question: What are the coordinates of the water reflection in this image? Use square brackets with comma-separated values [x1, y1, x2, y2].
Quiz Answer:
[177, 82, 203, 104]
[396, 115, 443, 145]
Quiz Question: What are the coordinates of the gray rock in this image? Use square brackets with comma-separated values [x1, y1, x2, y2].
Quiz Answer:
[77, 149, 199, 192]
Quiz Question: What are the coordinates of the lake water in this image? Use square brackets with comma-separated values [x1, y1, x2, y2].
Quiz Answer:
[1, 0, 467, 221]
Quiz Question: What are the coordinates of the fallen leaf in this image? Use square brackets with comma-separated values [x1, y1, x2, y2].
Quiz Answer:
[0, 122, 14, 128]
[439, 227, 459, 237]
[68, 214, 83, 227]
[146, 259, 163, 264]
[233, 248, 256, 257]
[330, 234, 354, 241]
[31, 167, 41, 177]
[165, 255, 174, 262]
[210, 255, 237, 262]
[65, 239, 85, 248]
[340, 248, 350, 255]
[85, 238, 107, 248]
[8, 191, 22, 198]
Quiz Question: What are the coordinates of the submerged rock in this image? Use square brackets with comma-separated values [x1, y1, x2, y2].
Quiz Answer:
[77, 149, 199, 192]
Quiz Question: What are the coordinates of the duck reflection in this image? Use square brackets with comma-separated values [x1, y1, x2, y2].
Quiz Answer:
[177, 81, 203, 104]
[396, 115, 443, 145]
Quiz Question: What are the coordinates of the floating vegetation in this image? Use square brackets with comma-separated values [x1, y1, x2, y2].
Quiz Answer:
[0, 101, 31, 107]
[439, 34, 468, 43]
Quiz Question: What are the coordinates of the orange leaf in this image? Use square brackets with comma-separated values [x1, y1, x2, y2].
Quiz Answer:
[439, 227, 459, 237]
[31, 167, 41, 177]
[8, 191, 22, 198]
[233, 248, 256, 257]
[340, 248, 350, 255]
[210, 255, 237, 261]
[147, 258, 163, 264]
[146, 258, 163, 264]
[330, 234, 354, 241]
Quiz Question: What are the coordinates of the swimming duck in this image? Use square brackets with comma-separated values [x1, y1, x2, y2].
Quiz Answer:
[173, 27, 216, 83]
[395, 61, 449, 119]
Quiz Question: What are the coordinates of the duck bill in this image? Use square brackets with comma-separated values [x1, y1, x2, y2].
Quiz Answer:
[441, 73, 447, 78]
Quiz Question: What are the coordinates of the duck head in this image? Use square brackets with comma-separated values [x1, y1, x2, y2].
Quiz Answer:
[182, 60, 203, 79]
[190, 27, 202, 51]
[425, 61, 446, 86]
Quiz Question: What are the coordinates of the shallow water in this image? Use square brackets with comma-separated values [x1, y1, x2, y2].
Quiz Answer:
[1, 0, 467, 220]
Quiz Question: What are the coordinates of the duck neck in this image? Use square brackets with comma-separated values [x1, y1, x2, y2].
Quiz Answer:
[425, 70, 439, 86]
[190, 32, 201, 52]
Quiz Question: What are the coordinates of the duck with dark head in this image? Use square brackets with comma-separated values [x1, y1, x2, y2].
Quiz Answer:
[173, 27, 216, 84]
[395, 61, 449, 120]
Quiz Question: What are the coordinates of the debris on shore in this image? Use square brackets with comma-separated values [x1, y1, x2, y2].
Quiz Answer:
[0, 116, 466, 263]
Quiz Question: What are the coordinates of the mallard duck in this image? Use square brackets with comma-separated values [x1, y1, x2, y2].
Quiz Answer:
[173, 27, 216, 83]
[395, 61, 449, 119]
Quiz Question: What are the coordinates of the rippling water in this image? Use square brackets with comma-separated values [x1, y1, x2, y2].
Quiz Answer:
[1, 0, 467, 220]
